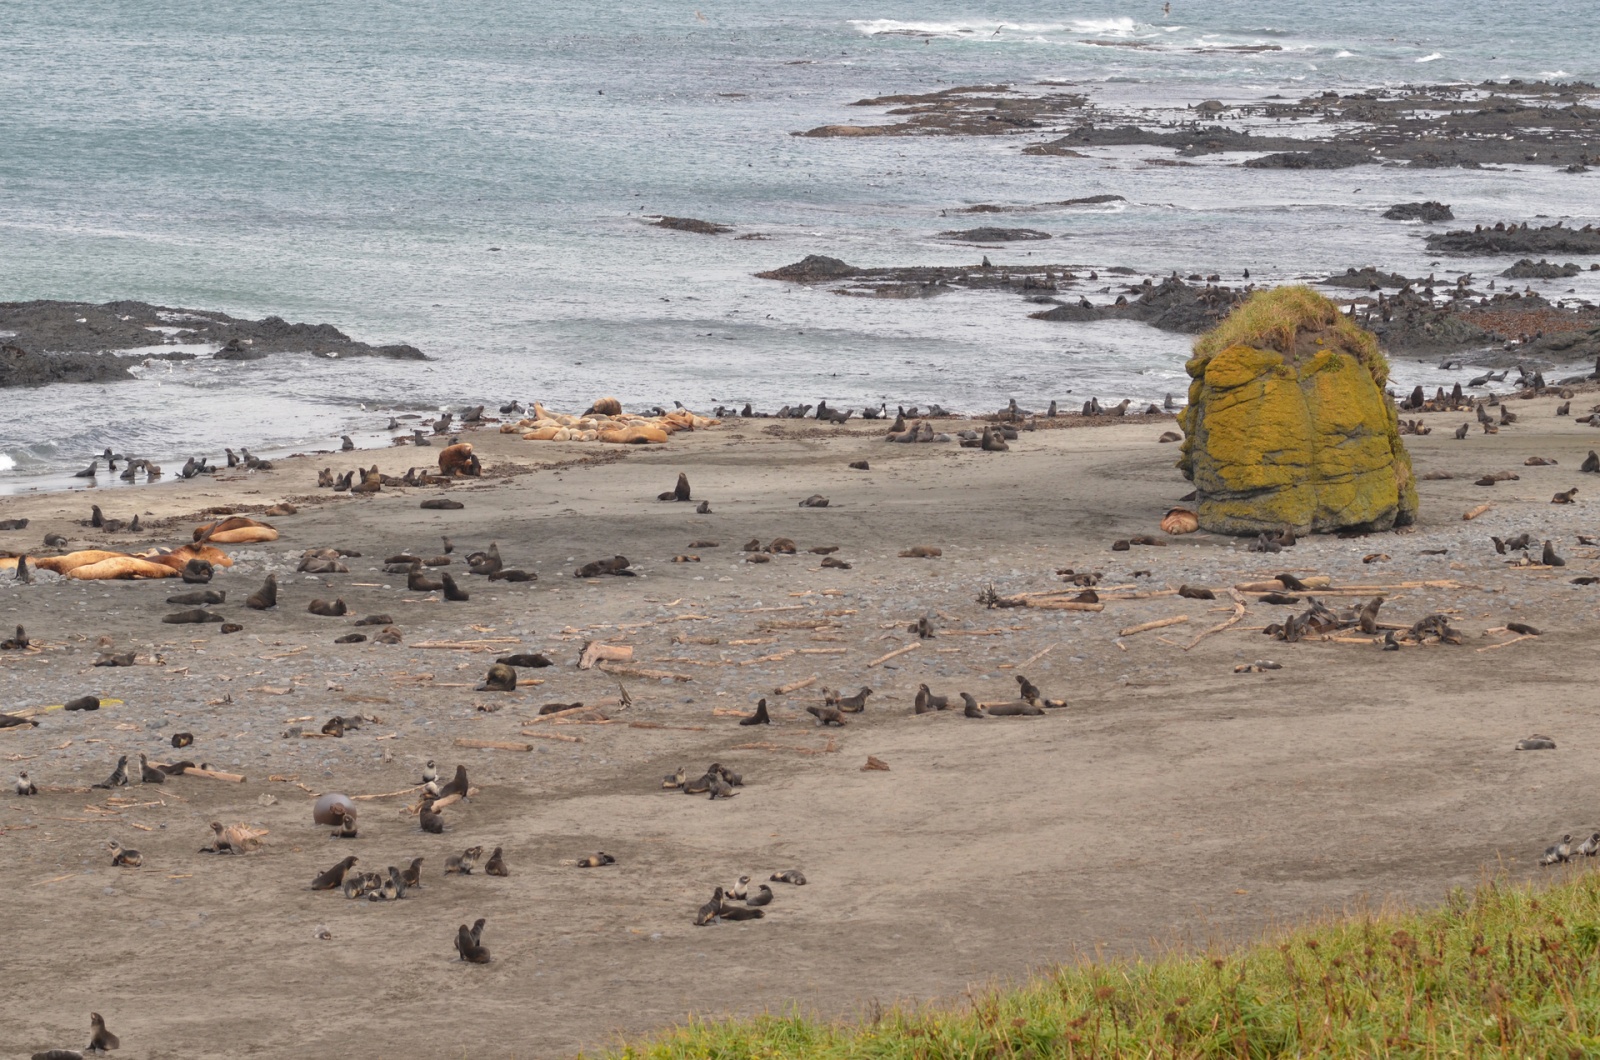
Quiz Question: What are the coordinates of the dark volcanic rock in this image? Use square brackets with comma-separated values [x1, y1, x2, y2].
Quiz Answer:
[1320, 267, 1421, 289]
[651, 216, 733, 235]
[1501, 258, 1583, 279]
[0, 300, 426, 362]
[1425, 223, 1600, 256]
[938, 227, 1051, 242]
[1383, 201, 1454, 222]
[0, 343, 134, 387]
[756, 256, 861, 283]
[1030, 277, 1249, 334]
[1244, 147, 1371, 169]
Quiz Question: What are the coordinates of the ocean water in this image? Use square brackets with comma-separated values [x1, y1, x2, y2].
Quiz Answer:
[2, 0, 1597, 488]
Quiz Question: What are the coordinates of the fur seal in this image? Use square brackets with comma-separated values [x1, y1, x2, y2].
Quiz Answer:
[92, 756, 130, 789]
[716, 902, 764, 922]
[746, 884, 774, 907]
[166, 589, 225, 605]
[1543, 541, 1566, 566]
[0, 624, 29, 651]
[455, 923, 491, 963]
[745, 553, 770, 564]
[419, 798, 445, 834]
[707, 773, 738, 799]
[908, 615, 935, 639]
[86, 1013, 119, 1055]
[820, 555, 851, 569]
[574, 555, 633, 578]
[374, 625, 403, 644]
[15, 770, 37, 795]
[484, 846, 508, 876]
[108, 840, 141, 867]
[659, 473, 692, 502]
[1507, 621, 1541, 636]
[137, 754, 164, 784]
[1540, 834, 1574, 866]
[441, 573, 469, 601]
[728, 875, 750, 900]
[330, 813, 358, 839]
[311, 855, 359, 890]
[696, 887, 725, 926]
[334, 633, 366, 644]
[436, 764, 470, 801]
[313, 792, 355, 826]
[740, 698, 771, 726]
[162, 608, 226, 624]
[1579, 833, 1600, 858]
[960, 692, 985, 718]
[401, 857, 425, 889]
[576, 852, 616, 867]
[421, 498, 464, 510]
[408, 569, 443, 592]
[835, 686, 872, 712]
[849, 460, 869, 470]
[662, 765, 686, 789]
[246, 574, 278, 610]
[682, 771, 712, 794]
[1554, 488, 1579, 504]
[1515, 735, 1556, 750]
[444, 845, 483, 875]
[466, 543, 503, 576]
[983, 699, 1045, 716]
[899, 545, 941, 558]
[799, 494, 830, 507]
[477, 662, 517, 692]
[497, 653, 554, 670]
[770, 870, 806, 885]
[64, 696, 100, 712]
[354, 613, 394, 626]
[914, 684, 950, 713]
[307, 598, 349, 617]
[806, 704, 846, 726]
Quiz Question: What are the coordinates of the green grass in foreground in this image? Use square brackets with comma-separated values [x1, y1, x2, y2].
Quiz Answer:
[605, 870, 1600, 1059]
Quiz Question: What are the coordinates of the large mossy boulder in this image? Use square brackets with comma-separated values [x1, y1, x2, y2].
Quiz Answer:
[1177, 286, 1417, 535]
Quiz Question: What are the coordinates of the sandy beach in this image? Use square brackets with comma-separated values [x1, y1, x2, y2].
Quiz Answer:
[4, 397, 1600, 1056]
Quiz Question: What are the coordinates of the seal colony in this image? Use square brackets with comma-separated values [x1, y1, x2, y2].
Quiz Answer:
[7, 377, 1600, 1056]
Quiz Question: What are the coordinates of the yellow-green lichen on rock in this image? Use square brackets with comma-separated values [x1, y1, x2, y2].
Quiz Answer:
[1178, 286, 1417, 535]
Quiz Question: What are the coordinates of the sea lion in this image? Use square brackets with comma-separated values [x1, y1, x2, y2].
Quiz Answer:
[108, 840, 141, 867]
[835, 687, 872, 712]
[746, 884, 774, 907]
[436, 764, 470, 800]
[438, 442, 479, 477]
[980, 425, 1009, 451]
[576, 852, 616, 867]
[455, 923, 491, 963]
[86, 1012, 119, 1055]
[770, 870, 807, 885]
[444, 845, 483, 875]
[15, 770, 37, 795]
[246, 574, 278, 610]
[137, 754, 164, 784]
[419, 798, 445, 834]
[1515, 735, 1557, 750]
[401, 857, 425, 889]
[162, 608, 225, 624]
[92, 757, 130, 789]
[64, 696, 100, 712]
[476, 663, 517, 692]
[311, 856, 359, 890]
[484, 847, 508, 876]
[740, 699, 771, 726]
[441, 574, 470, 601]
[659, 473, 692, 502]
[806, 705, 846, 726]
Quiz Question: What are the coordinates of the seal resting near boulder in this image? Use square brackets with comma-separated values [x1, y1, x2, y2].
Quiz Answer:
[1160, 508, 1199, 535]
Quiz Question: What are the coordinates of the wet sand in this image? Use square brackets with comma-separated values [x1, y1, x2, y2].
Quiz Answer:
[5, 400, 1600, 1056]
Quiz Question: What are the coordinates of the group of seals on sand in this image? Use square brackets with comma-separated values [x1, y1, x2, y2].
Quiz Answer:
[663, 762, 745, 800]
[695, 869, 806, 925]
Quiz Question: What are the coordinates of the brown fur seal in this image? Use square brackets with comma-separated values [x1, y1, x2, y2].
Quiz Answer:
[716, 902, 764, 922]
[574, 555, 633, 578]
[960, 692, 985, 718]
[767, 538, 796, 554]
[334, 633, 367, 644]
[408, 569, 443, 591]
[770, 869, 807, 885]
[484, 847, 508, 876]
[745, 884, 774, 907]
[835, 686, 872, 712]
[898, 545, 941, 558]
[92, 756, 130, 789]
[108, 839, 141, 867]
[444, 845, 483, 875]
[162, 608, 225, 624]
[374, 625, 403, 644]
[86, 1012, 119, 1054]
[64, 695, 100, 711]
[401, 857, 425, 889]
[245, 574, 278, 610]
[696, 887, 724, 926]
[311, 855, 359, 890]
[308, 598, 348, 616]
[438, 442, 480, 477]
[576, 852, 616, 867]
[436, 764, 470, 800]
[799, 494, 830, 507]
[477, 663, 517, 692]
[166, 589, 224, 605]
[441, 573, 469, 601]
[330, 812, 358, 839]
[806, 704, 846, 726]
[662, 765, 686, 789]
[740, 698, 771, 725]
[138, 754, 164, 784]
[983, 699, 1045, 716]
[455, 922, 491, 963]
[658, 472, 692, 502]
[353, 613, 394, 626]
[419, 798, 445, 834]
